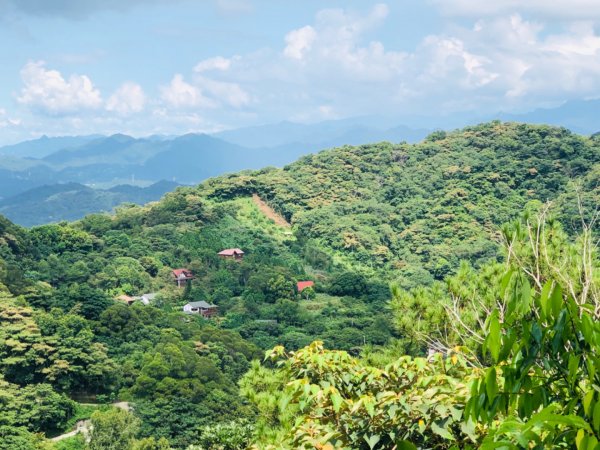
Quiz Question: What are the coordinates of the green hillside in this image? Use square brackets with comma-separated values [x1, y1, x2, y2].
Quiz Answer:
[0, 122, 598, 449]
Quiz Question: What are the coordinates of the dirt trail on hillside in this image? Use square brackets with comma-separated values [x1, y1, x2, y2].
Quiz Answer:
[252, 194, 291, 228]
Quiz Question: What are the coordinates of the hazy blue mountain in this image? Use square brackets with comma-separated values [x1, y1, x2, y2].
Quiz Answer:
[43, 134, 167, 167]
[213, 117, 430, 148]
[496, 99, 600, 134]
[0, 180, 180, 227]
[0, 135, 101, 158]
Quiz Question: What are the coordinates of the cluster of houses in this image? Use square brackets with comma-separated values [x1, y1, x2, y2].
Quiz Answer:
[115, 248, 314, 319]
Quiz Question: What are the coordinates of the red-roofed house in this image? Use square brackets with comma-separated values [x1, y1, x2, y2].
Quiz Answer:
[297, 281, 315, 292]
[172, 268, 194, 288]
[218, 248, 245, 261]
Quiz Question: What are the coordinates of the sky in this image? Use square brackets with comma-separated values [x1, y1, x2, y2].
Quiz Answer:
[0, 0, 599, 144]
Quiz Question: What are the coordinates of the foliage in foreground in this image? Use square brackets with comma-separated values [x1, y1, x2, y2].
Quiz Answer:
[244, 209, 599, 449]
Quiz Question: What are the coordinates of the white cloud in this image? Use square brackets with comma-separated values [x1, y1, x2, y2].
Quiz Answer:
[194, 76, 250, 108]
[284, 26, 317, 60]
[282, 4, 404, 82]
[17, 61, 103, 115]
[160, 74, 216, 109]
[194, 56, 234, 73]
[106, 82, 146, 115]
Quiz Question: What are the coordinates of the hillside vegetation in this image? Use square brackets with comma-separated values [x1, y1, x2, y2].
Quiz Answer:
[0, 122, 598, 449]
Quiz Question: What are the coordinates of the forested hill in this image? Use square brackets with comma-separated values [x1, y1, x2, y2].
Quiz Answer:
[0, 121, 598, 449]
[199, 121, 600, 284]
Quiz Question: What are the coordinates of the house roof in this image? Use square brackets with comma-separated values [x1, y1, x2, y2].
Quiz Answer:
[172, 268, 193, 278]
[297, 281, 315, 292]
[186, 301, 218, 309]
[218, 248, 244, 256]
[116, 294, 134, 302]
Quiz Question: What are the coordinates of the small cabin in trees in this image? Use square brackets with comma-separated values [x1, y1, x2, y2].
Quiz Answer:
[297, 281, 315, 293]
[133, 293, 157, 305]
[172, 268, 194, 288]
[218, 248, 244, 261]
[183, 301, 219, 318]
[116, 294, 135, 305]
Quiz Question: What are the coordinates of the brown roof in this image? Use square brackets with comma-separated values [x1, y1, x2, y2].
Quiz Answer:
[218, 248, 244, 256]
[172, 268, 193, 278]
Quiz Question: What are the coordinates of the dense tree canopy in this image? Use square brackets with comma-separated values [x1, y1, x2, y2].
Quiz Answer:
[0, 122, 597, 449]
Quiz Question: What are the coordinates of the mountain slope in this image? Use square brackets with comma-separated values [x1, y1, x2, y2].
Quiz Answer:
[0, 135, 100, 158]
[200, 121, 600, 284]
[0, 181, 180, 227]
[0, 121, 598, 449]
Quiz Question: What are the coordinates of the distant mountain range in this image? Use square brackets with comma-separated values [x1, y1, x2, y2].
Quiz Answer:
[0, 119, 431, 200]
[0, 180, 180, 227]
[496, 99, 600, 135]
[0, 105, 596, 227]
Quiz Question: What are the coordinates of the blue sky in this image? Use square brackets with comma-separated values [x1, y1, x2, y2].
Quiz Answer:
[0, 0, 599, 144]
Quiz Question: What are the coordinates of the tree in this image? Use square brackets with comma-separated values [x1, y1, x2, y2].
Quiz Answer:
[87, 409, 140, 450]
[464, 210, 600, 447]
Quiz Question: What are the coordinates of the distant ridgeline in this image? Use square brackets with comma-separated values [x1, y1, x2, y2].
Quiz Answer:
[0, 121, 597, 449]
[0, 180, 180, 227]
[198, 121, 600, 284]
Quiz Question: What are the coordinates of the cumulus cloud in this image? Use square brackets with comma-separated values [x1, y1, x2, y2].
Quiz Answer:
[160, 74, 216, 109]
[106, 82, 146, 115]
[6, 2, 600, 142]
[160, 65, 250, 110]
[17, 61, 103, 115]
[284, 26, 317, 60]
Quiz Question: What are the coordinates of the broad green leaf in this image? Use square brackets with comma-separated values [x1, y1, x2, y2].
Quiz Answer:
[539, 280, 553, 318]
[364, 434, 381, 449]
[584, 391, 595, 417]
[331, 392, 343, 413]
[550, 283, 563, 318]
[431, 420, 455, 441]
[396, 440, 417, 450]
[485, 367, 498, 401]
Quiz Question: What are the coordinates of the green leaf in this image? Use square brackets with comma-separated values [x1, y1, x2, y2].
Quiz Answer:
[499, 269, 514, 297]
[550, 283, 563, 318]
[331, 392, 343, 413]
[364, 434, 381, 449]
[431, 420, 455, 441]
[519, 279, 531, 315]
[584, 391, 595, 417]
[486, 310, 501, 362]
[593, 401, 600, 433]
[485, 367, 498, 401]
[568, 354, 581, 387]
[576, 429, 588, 450]
[396, 440, 417, 450]
[539, 280, 553, 318]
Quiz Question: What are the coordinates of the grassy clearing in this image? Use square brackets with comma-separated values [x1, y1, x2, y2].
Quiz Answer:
[228, 197, 295, 242]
